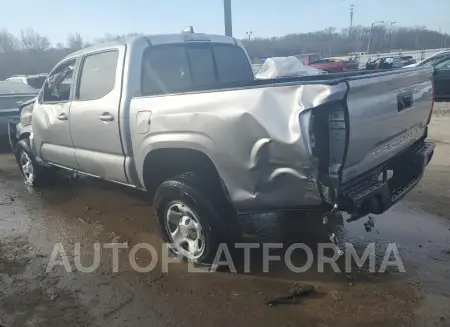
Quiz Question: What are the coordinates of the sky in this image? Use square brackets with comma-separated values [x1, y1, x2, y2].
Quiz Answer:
[1, 0, 449, 44]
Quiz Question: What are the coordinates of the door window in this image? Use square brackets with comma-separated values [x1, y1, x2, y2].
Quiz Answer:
[42, 59, 76, 103]
[435, 58, 450, 70]
[77, 51, 119, 101]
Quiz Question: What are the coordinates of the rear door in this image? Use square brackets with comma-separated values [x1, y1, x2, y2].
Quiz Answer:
[433, 57, 450, 99]
[69, 47, 128, 183]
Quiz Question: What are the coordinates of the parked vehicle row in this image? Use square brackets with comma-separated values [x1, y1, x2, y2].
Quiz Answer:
[10, 32, 435, 264]
[365, 56, 416, 70]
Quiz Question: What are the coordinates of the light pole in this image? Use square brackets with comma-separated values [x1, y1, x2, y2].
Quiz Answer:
[367, 20, 384, 53]
[246, 31, 253, 42]
[415, 25, 426, 49]
[389, 22, 396, 52]
[224, 0, 233, 37]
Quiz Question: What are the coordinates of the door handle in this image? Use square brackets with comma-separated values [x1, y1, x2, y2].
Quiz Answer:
[98, 112, 114, 122]
[397, 92, 413, 112]
[57, 113, 68, 121]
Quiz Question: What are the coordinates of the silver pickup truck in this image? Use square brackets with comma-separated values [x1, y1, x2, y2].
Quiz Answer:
[11, 32, 435, 263]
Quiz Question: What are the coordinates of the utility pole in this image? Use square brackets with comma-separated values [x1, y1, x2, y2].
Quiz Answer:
[224, 0, 233, 37]
[367, 21, 384, 53]
[389, 22, 396, 52]
[349, 4, 354, 37]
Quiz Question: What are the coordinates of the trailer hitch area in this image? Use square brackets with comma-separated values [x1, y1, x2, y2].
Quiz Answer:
[322, 204, 345, 256]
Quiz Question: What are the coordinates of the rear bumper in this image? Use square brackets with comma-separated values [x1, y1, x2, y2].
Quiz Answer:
[339, 140, 435, 216]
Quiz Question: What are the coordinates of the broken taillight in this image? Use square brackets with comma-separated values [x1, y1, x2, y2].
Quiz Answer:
[427, 79, 435, 125]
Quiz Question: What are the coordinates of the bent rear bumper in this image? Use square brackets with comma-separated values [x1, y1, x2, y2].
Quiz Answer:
[339, 140, 435, 216]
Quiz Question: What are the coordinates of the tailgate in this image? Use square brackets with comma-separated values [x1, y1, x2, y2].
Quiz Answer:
[341, 67, 434, 184]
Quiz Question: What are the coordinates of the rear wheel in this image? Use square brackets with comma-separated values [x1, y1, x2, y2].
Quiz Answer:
[153, 172, 236, 264]
[16, 139, 53, 187]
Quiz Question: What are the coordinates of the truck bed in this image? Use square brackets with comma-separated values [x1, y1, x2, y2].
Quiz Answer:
[130, 66, 434, 213]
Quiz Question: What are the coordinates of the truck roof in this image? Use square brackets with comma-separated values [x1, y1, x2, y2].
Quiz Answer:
[65, 33, 238, 60]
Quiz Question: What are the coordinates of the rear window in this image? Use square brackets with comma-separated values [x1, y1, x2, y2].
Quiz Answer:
[141, 43, 253, 96]
[187, 47, 216, 87]
[213, 45, 254, 84]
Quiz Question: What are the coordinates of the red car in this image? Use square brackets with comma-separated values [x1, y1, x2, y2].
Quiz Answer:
[295, 53, 323, 66]
[309, 58, 359, 73]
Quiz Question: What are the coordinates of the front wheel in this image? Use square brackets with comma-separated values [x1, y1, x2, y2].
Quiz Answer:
[16, 139, 53, 187]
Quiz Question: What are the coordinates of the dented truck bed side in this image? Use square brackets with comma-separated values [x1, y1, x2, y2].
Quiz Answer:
[129, 67, 434, 213]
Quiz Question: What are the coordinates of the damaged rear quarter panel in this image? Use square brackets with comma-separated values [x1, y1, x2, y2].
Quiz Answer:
[130, 82, 348, 211]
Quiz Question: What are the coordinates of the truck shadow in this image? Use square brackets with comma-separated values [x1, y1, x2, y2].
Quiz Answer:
[222, 211, 394, 285]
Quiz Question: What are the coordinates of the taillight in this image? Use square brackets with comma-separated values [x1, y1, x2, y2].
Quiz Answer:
[427, 80, 435, 125]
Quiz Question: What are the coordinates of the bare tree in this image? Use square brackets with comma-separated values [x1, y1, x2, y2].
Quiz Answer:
[66, 33, 84, 50]
[0, 29, 19, 53]
[20, 28, 50, 50]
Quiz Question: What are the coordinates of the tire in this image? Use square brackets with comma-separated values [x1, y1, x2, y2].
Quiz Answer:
[15, 139, 53, 187]
[153, 172, 236, 264]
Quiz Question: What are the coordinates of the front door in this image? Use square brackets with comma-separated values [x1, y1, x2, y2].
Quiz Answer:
[433, 57, 450, 100]
[33, 58, 78, 168]
[69, 47, 128, 183]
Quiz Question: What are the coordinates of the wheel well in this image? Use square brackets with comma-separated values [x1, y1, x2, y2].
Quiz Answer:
[19, 132, 30, 140]
[142, 148, 227, 198]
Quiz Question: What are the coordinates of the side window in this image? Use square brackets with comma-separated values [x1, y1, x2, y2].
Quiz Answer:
[77, 51, 119, 101]
[309, 55, 320, 63]
[435, 58, 450, 70]
[42, 59, 76, 103]
[142, 46, 192, 96]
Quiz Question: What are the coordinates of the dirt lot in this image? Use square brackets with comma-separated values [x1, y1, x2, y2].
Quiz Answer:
[1, 103, 450, 327]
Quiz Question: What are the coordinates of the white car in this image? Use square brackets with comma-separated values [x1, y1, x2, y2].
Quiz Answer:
[404, 50, 450, 68]
[5, 74, 48, 90]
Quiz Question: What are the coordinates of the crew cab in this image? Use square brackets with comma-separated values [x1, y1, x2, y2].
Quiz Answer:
[11, 32, 435, 264]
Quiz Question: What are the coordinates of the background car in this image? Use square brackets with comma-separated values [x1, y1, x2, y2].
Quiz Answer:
[400, 56, 416, 66]
[429, 55, 450, 101]
[294, 53, 323, 66]
[404, 50, 450, 68]
[0, 81, 37, 139]
[365, 56, 405, 70]
[5, 73, 48, 90]
[308, 58, 359, 72]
